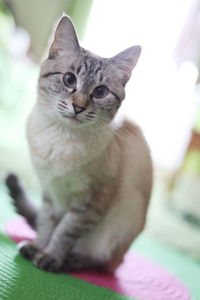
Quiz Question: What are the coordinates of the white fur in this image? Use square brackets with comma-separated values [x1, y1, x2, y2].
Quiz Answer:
[27, 104, 112, 209]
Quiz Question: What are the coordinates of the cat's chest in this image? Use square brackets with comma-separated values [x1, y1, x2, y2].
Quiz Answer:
[30, 131, 103, 206]
[48, 168, 92, 209]
[27, 110, 112, 208]
[28, 121, 104, 178]
[43, 159, 106, 210]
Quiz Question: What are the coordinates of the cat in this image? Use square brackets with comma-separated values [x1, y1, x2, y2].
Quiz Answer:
[6, 15, 152, 273]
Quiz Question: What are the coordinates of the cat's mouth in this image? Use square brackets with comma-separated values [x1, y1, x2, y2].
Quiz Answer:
[62, 114, 81, 123]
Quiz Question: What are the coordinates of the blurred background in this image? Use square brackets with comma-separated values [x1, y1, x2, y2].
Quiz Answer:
[0, 0, 200, 260]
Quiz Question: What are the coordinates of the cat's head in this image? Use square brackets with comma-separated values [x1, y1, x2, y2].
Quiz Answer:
[38, 15, 141, 128]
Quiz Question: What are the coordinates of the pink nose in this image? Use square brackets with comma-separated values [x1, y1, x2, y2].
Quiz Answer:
[72, 103, 86, 115]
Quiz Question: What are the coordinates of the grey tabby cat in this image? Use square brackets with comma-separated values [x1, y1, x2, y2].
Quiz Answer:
[6, 15, 152, 273]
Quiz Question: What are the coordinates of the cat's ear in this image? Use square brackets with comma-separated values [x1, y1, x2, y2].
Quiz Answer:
[110, 46, 141, 85]
[49, 15, 80, 59]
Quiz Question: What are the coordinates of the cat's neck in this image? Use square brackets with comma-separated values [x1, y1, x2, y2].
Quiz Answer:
[27, 104, 116, 169]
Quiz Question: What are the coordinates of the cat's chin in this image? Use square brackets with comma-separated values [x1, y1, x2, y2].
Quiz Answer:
[63, 115, 80, 123]
[59, 114, 86, 128]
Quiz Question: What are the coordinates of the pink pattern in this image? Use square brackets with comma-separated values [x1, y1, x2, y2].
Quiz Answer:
[6, 217, 190, 300]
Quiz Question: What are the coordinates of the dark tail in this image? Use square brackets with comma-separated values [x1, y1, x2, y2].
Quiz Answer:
[5, 173, 38, 230]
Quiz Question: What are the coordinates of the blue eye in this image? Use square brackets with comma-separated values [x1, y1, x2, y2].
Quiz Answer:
[63, 72, 77, 88]
[92, 85, 108, 99]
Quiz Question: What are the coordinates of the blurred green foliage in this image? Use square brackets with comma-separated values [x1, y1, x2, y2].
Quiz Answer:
[183, 150, 200, 175]
[0, 6, 38, 189]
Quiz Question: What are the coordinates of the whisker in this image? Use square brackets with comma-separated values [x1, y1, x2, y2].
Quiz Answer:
[86, 115, 95, 119]
[58, 103, 67, 109]
[99, 115, 143, 148]
[95, 118, 122, 154]
[97, 114, 140, 155]
[89, 126, 110, 165]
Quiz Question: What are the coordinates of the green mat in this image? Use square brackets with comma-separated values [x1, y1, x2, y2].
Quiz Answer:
[0, 182, 200, 300]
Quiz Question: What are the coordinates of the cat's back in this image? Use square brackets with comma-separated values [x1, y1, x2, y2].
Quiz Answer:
[116, 119, 151, 158]
[109, 119, 153, 199]
[112, 119, 152, 163]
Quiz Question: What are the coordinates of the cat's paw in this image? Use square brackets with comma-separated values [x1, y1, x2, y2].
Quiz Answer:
[63, 253, 87, 271]
[18, 241, 39, 260]
[34, 251, 60, 272]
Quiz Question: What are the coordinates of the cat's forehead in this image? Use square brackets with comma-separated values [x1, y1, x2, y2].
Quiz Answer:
[78, 52, 107, 84]
[41, 49, 109, 81]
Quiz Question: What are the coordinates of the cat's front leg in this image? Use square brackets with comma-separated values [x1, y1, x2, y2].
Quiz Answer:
[34, 204, 101, 272]
[19, 198, 60, 261]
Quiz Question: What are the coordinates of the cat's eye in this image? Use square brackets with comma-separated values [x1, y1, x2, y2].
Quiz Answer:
[92, 85, 108, 99]
[63, 72, 77, 88]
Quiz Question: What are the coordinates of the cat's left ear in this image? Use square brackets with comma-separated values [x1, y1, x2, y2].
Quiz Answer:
[110, 46, 141, 85]
[49, 15, 80, 59]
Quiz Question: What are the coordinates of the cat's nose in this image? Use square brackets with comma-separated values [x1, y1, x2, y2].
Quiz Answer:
[72, 103, 86, 115]
[72, 93, 89, 114]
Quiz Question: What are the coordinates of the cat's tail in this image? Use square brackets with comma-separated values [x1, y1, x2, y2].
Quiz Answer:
[5, 174, 38, 230]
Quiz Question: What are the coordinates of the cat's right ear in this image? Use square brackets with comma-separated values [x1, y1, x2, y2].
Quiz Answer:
[49, 15, 80, 59]
[110, 46, 142, 85]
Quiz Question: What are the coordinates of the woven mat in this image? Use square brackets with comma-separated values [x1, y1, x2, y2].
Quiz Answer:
[0, 183, 200, 300]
